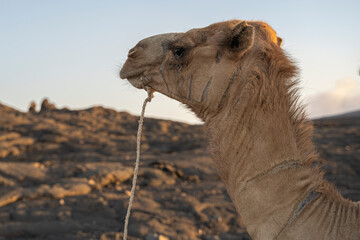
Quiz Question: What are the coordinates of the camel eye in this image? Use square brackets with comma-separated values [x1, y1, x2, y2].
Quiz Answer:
[173, 47, 185, 60]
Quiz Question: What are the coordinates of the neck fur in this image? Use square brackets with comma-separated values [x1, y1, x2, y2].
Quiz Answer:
[201, 44, 359, 239]
[204, 44, 306, 184]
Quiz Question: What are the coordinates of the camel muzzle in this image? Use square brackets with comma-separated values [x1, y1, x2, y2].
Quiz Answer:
[120, 33, 182, 80]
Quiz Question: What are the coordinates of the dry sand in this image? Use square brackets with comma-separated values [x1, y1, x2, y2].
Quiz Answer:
[0, 100, 359, 240]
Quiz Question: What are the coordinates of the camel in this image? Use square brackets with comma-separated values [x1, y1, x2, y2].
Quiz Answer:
[120, 20, 360, 240]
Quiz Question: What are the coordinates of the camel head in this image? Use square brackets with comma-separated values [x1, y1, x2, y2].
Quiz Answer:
[120, 20, 282, 120]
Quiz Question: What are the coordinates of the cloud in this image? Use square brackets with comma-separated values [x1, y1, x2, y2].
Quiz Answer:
[306, 78, 360, 118]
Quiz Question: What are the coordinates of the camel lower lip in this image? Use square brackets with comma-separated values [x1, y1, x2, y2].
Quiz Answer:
[128, 77, 144, 89]
[127, 74, 153, 89]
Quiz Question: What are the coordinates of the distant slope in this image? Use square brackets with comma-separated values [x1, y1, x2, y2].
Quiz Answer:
[314, 109, 360, 120]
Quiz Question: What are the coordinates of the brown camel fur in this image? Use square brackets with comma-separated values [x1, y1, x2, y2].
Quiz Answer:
[120, 20, 360, 240]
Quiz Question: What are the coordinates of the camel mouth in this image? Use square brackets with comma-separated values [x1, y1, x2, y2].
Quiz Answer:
[128, 76, 144, 89]
[120, 65, 150, 89]
[127, 74, 152, 89]
[120, 68, 143, 80]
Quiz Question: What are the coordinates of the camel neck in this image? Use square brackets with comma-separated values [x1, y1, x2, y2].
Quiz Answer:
[205, 97, 302, 186]
[200, 45, 360, 239]
[204, 106, 301, 238]
[203, 86, 360, 240]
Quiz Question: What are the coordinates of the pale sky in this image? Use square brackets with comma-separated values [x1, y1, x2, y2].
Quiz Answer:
[1, 0, 359, 124]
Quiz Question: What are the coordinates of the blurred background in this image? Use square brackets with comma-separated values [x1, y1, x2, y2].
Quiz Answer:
[1, 0, 359, 123]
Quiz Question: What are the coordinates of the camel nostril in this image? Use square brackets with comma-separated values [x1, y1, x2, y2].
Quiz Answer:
[128, 47, 137, 57]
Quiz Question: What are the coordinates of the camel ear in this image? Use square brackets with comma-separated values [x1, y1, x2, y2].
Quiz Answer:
[277, 37, 283, 47]
[229, 21, 254, 54]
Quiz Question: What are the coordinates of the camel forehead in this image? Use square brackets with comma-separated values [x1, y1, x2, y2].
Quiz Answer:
[182, 20, 239, 42]
[133, 24, 226, 53]
[136, 33, 182, 48]
[190, 20, 240, 34]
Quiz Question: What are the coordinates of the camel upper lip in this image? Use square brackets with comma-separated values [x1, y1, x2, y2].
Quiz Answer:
[120, 64, 147, 79]
[120, 68, 142, 79]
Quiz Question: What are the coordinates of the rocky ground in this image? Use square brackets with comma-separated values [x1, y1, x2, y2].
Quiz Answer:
[0, 99, 359, 240]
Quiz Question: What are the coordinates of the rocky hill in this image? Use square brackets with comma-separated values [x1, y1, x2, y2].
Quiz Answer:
[0, 100, 359, 240]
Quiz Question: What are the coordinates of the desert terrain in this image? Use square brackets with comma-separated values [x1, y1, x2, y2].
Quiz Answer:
[0, 99, 359, 240]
